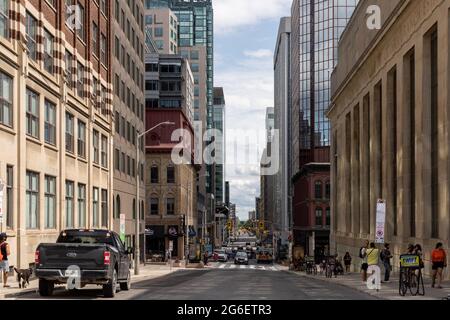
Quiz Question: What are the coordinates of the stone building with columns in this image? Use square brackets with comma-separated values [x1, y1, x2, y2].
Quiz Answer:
[329, 0, 450, 276]
[0, 0, 114, 268]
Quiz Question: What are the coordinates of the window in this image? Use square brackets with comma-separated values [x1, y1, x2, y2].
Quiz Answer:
[150, 198, 159, 215]
[154, 27, 163, 37]
[115, 0, 119, 21]
[132, 199, 136, 219]
[26, 89, 39, 138]
[65, 51, 73, 88]
[100, 33, 106, 65]
[0, 0, 9, 38]
[65, 112, 74, 153]
[127, 155, 131, 175]
[100, 0, 106, 14]
[315, 208, 323, 226]
[314, 181, 323, 199]
[121, 152, 126, 173]
[77, 62, 84, 97]
[101, 189, 108, 227]
[65, 0, 73, 27]
[326, 208, 331, 226]
[77, 120, 86, 158]
[76, 2, 85, 41]
[26, 12, 37, 60]
[115, 148, 120, 170]
[145, 80, 158, 91]
[92, 22, 98, 57]
[101, 134, 108, 167]
[26, 171, 39, 229]
[325, 181, 331, 199]
[78, 184, 86, 227]
[93, 129, 99, 164]
[44, 100, 56, 145]
[65, 181, 74, 228]
[93, 187, 99, 227]
[140, 201, 144, 220]
[166, 167, 175, 183]
[145, 63, 158, 72]
[166, 198, 175, 215]
[115, 195, 121, 219]
[43, 29, 54, 74]
[0, 71, 12, 127]
[151, 166, 158, 183]
[6, 165, 13, 228]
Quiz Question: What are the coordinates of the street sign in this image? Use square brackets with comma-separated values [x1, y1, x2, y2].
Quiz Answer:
[119, 214, 125, 242]
[375, 199, 386, 244]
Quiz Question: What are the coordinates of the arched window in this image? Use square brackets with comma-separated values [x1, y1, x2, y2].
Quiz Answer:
[315, 207, 323, 226]
[325, 181, 331, 199]
[150, 197, 159, 215]
[151, 165, 159, 183]
[326, 207, 331, 226]
[115, 195, 121, 219]
[315, 181, 323, 199]
[132, 198, 136, 219]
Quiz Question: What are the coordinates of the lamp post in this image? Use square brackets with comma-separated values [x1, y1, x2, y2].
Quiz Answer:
[135, 121, 175, 275]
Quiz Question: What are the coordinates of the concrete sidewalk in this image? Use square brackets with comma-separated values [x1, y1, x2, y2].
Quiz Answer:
[290, 270, 450, 300]
[0, 263, 179, 299]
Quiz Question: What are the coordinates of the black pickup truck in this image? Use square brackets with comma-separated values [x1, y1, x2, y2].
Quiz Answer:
[35, 229, 132, 298]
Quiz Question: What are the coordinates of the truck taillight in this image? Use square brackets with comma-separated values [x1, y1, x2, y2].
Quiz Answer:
[104, 251, 111, 265]
[35, 250, 40, 264]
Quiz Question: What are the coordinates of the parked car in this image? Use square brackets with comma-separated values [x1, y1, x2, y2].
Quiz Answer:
[35, 229, 132, 298]
[213, 249, 228, 262]
[234, 251, 249, 265]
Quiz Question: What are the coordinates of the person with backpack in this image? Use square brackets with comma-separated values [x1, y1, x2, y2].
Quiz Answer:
[380, 243, 393, 282]
[360, 240, 369, 282]
[0, 233, 11, 288]
[431, 242, 447, 289]
[343, 252, 352, 273]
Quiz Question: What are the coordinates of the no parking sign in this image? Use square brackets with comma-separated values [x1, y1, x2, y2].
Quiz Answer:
[375, 199, 386, 244]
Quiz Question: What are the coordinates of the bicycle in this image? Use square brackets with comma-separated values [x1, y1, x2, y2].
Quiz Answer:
[399, 254, 425, 296]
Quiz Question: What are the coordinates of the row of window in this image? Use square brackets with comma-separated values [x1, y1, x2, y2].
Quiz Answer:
[114, 195, 144, 220]
[315, 207, 331, 227]
[150, 166, 175, 184]
[114, 148, 143, 183]
[314, 180, 331, 200]
[23, 169, 108, 230]
[150, 197, 175, 216]
[114, 73, 144, 121]
[114, 37, 144, 92]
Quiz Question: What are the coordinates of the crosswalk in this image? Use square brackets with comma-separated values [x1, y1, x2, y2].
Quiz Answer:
[208, 262, 283, 272]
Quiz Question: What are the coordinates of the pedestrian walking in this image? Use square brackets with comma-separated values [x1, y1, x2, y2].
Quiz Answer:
[367, 243, 379, 267]
[380, 243, 393, 282]
[431, 242, 447, 289]
[203, 251, 209, 266]
[359, 240, 369, 282]
[343, 252, 352, 273]
[0, 233, 11, 288]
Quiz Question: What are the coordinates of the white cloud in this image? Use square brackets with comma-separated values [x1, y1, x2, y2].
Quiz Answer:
[214, 0, 292, 34]
[243, 49, 273, 59]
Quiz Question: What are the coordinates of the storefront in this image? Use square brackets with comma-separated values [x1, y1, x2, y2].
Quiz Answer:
[145, 225, 165, 260]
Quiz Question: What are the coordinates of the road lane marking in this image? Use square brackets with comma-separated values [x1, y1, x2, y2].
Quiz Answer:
[229, 264, 236, 269]
[250, 265, 255, 269]
[240, 265, 246, 269]
[219, 263, 226, 269]
[270, 266, 277, 271]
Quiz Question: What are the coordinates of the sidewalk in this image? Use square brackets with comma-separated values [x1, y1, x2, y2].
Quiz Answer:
[0, 263, 179, 299]
[290, 270, 450, 300]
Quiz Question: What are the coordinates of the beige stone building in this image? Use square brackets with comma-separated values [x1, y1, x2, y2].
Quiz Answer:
[111, 0, 146, 251]
[145, 7, 178, 54]
[0, 0, 113, 268]
[329, 0, 450, 276]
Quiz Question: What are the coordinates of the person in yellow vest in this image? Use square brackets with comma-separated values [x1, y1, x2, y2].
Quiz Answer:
[366, 242, 379, 267]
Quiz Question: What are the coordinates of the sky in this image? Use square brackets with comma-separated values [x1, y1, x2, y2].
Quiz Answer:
[213, 0, 292, 221]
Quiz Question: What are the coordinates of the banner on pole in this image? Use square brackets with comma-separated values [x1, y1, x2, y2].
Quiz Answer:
[120, 214, 125, 242]
[375, 199, 386, 244]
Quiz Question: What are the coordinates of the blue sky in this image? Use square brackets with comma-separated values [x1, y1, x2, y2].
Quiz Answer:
[213, 0, 292, 220]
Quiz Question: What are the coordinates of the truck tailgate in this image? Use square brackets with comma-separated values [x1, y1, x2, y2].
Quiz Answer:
[38, 243, 108, 270]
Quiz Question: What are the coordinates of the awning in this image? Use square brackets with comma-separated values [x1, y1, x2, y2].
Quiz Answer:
[167, 226, 179, 239]
[145, 225, 164, 238]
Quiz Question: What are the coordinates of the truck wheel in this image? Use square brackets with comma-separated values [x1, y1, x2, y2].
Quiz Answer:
[120, 270, 131, 291]
[103, 269, 118, 298]
[39, 279, 54, 297]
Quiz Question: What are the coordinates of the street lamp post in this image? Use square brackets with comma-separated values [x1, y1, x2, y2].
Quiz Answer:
[135, 121, 175, 275]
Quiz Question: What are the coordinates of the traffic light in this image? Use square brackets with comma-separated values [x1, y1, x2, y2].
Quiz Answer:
[259, 221, 264, 230]
[227, 220, 232, 230]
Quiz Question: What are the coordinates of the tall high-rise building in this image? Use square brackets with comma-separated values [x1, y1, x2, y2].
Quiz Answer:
[112, 0, 146, 252]
[0, 0, 114, 267]
[213, 87, 225, 204]
[145, 7, 179, 54]
[290, 0, 358, 257]
[274, 17, 292, 246]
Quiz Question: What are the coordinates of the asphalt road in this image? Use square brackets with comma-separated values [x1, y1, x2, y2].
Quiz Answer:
[15, 261, 376, 300]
